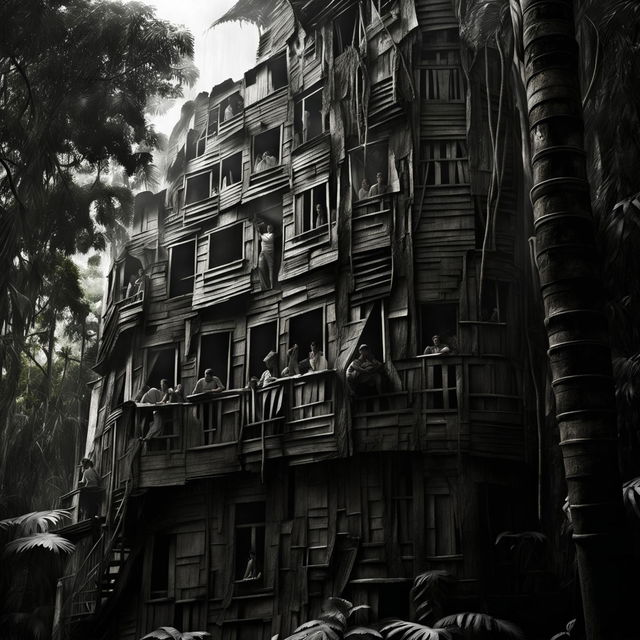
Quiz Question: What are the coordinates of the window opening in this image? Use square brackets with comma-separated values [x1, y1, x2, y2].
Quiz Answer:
[235, 502, 266, 581]
[480, 280, 509, 322]
[350, 142, 389, 200]
[221, 152, 242, 188]
[294, 89, 324, 146]
[207, 105, 219, 136]
[426, 482, 460, 557]
[209, 223, 244, 269]
[185, 172, 211, 206]
[253, 128, 281, 173]
[333, 5, 360, 57]
[169, 240, 195, 297]
[150, 533, 175, 599]
[248, 321, 278, 380]
[269, 54, 288, 90]
[288, 308, 325, 359]
[295, 183, 328, 234]
[421, 303, 457, 353]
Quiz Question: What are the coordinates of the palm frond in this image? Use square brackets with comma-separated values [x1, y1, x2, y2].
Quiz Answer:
[0, 509, 72, 534]
[412, 571, 456, 625]
[345, 626, 383, 640]
[380, 619, 461, 640]
[4, 532, 75, 556]
[434, 613, 524, 639]
[141, 627, 190, 640]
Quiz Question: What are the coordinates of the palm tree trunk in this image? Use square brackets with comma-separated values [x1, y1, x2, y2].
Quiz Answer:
[522, 1, 630, 637]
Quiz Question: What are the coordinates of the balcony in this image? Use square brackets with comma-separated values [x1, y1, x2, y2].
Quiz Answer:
[352, 355, 524, 459]
[96, 290, 144, 365]
[135, 403, 188, 488]
[240, 370, 338, 465]
[185, 390, 244, 479]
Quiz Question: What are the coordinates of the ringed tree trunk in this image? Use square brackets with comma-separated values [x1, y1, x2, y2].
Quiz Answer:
[522, 1, 631, 638]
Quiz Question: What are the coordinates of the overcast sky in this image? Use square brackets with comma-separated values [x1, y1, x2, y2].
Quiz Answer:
[134, 0, 260, 136]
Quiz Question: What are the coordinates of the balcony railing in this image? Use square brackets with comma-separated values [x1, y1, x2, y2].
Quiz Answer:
[188, 390, 243, 447]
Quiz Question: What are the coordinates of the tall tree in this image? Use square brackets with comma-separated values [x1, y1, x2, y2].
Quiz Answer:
[0, 0, 196, 500]
[521, 0, 630, 637]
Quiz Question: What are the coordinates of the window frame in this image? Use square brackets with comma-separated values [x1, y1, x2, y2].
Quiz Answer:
[206, 222, 245, 272]
[184, 170, 215, 207]
[197, 330, 233, 393]
[294, 182, 330, 236]
[246, 318, 280, 382]
[425, 480, 461, 559]
[286, 305, 327, 358]
[168, 238, 196, 299]
[143, 343, 180, 390]
[220, 151, 243, 189]
[294, 87, 326, 146]
[251, 125, 283, 173]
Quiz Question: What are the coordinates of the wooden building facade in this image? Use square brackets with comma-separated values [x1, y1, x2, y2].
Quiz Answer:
[56, 1, 534, 638]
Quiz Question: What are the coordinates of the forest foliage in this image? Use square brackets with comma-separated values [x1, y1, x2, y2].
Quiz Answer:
[0, 0, 197, 514]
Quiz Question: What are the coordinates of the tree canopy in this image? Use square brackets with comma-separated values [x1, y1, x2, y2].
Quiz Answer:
[0, 0, 196, 510]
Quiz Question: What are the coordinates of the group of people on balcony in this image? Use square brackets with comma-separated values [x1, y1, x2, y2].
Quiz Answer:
[254, 150, 278, 173]
[357, 171, 388, 200]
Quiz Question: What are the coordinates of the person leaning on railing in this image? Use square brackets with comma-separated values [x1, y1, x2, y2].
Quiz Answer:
[192, 369, 226, 395]
[423, 334, 451, 355]
[78, 458, 102, 519]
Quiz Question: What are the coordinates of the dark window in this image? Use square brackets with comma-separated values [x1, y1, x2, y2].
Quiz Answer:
[146, 345, 177, 388]
[185, 129, 198, 161]
[196, 132, 206, 157]
[169, 240, 195, 297]
[113, 370, 126, 408]
[269, 54, 288, 90]
[333, 5, 359, 57]
[150, 533, 174, 598]
[350, 142, 389, 200]
[221, 92, 244, 121]
[480, 280, 509, 322]
[426, 481, 460, 557]
[248, 321, 278, 379]
[199, 332, 231, 386]
[209, 223, 244, 269]
[207, 106, 219, 136]
[294, 89, 324, 146]
[420, 140, 469, 185]
[245, 68, 256, 87]
[421, 303, 457, 352]
[252, 128, 281, 172]
[295, 183, 328, 234]
[289, 308, 324, 355]
[185, 172, 211, 205]
[235, 502, 266, 581]
[221, 152, 242, 187]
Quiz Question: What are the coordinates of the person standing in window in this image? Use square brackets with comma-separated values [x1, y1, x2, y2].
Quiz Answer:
[358, 178, 370, 200]
[192, 368, 226, 394]
[368, 171, 388, 196]
[314, 203, 327, 227]
[423, 335, 451, 355]
[254, 220, 275, 289]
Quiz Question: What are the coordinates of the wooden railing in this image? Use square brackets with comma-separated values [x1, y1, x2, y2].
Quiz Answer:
[188, 390, 242, 446]
[287, 370, 335, 428]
